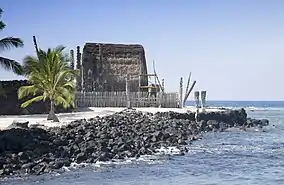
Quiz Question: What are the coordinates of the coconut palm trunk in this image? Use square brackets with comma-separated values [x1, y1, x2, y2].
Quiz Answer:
[47, 100, 59, 122]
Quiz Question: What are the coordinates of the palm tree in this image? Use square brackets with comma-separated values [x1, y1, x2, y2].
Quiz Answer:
[0, 8, 24, 75]
[18, 45, 78, 122]
[0, 8, 24, 96]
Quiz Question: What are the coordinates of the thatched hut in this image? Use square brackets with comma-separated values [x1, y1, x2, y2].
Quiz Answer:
[81, 43, 148, 92]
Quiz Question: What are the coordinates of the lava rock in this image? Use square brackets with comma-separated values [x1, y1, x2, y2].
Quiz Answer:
[0, 108, 269, 177]
[7, 120, 29, 129]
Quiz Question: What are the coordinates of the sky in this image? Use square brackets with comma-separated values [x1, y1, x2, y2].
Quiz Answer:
[1, 0, 284, 101]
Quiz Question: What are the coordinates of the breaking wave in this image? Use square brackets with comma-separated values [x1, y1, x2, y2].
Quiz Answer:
[60, 146, 183, 173]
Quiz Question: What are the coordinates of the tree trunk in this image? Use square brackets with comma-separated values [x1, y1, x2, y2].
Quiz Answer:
[47, 101, 59, 122]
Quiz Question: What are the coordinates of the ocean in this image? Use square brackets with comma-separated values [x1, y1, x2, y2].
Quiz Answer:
[1, 101, 284, 185]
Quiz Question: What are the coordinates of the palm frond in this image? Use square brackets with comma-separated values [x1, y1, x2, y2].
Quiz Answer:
[21, 95, 44, 108]
[57, 86, 75, 106]
[0, 37, 24, 52]
[18, 85, 40, 99]
[0, 8, 25, 75]
[20, 44, 77, 110]
[22, 55, 40, 75]
[0, 21, 5, 30]
[0, 57, 23, 75]
[53, 69, 78, 89]
[62, 80, 77, 89]
[54, 96, 69, 108]
[54, 45, 66, 53]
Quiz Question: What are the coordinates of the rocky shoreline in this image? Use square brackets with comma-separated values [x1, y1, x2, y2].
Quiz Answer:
[0, 108, 269, 177]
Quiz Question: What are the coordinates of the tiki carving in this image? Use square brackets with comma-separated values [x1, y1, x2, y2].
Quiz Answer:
[201, 91, 207, 110]
[194, 91, 200, 108]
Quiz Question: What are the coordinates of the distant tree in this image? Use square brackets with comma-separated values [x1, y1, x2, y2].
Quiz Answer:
[18, 45, 78, 122]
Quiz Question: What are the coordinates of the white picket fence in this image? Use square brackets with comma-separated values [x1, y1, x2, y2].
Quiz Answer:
[75, 91, 179, 108]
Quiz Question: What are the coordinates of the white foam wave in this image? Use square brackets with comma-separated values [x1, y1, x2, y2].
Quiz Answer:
[155, 146, 182, 155]
[186, 144, 266, 155]
[62, 146, 182, 172]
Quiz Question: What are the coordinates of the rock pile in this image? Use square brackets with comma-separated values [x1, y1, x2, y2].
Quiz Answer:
[0, 109, 269, 176]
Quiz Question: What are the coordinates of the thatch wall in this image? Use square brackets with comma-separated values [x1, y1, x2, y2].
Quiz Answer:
[82, 43, 148, 92]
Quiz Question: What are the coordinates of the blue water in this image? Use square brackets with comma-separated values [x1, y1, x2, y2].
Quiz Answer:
[2, 101, 284, 185]
[186, 100, 284, 109]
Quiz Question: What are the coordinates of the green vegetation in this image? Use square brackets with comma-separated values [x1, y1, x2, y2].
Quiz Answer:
[0, 8, 24, 95]
[0, 8, 78, 118]
[0, 8, 24, 75]
[18, 45, 78, 122]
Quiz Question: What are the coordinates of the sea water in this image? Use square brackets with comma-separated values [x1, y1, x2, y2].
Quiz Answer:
[1, 101, 284, 185]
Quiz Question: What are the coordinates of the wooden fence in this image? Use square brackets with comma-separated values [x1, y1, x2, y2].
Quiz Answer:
[75, 91, 179, 108]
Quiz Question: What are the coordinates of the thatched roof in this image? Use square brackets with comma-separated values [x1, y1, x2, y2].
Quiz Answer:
[82, 43, 148, 91]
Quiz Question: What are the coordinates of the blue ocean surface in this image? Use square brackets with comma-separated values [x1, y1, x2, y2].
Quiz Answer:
[186, 100, 284, 109]
[2, 101, 284, 185]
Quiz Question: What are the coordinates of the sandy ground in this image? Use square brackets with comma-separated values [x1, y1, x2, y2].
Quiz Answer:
[0, 106, 224, 130]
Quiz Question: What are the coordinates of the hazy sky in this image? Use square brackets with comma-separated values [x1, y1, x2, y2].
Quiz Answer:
[1, 0, 284, 101]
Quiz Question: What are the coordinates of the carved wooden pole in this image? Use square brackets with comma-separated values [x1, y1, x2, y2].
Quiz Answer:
[159, 78, 165, 107]
[183, 80, 196, 107]
[201, 91, 207, 112]
[76, 46, 82, 91]
[184, 72, 191, 97]
[194, 91, 200, 121]
[70, 49, 74, 70]
[33, 36, 39, 56]
[194, 91, 200, 108]
[179, 77, 183, 108]
[80, 52, 84, 91]
[126, 74, 131, 108]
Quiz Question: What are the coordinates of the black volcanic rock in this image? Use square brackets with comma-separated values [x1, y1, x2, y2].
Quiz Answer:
[7, 120, 29, 129]
[0, 108, 268, 177]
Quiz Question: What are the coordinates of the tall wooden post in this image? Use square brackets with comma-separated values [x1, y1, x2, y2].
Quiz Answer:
[126, 74, 131, 108]
[159, 78, 165, 108]
[194, 91, 200, 108]
[184, 72, 191, 97]
[70, 49, 76, 108]
[183, 80, 196, 107]
[33, 36, 39, 56]
[70, 49, 74, 70]
[138, 64, 141, 107]
[179, 77, 183, 108]
[201, 91, 207, 112]
[194, 91, 200, 122]
[76, 46, 82, 91]
[80, 52, 84, 92]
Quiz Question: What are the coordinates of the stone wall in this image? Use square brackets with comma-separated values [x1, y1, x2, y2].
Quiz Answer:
[82, 43, 148, 92]
[0, 80, 73, 115]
